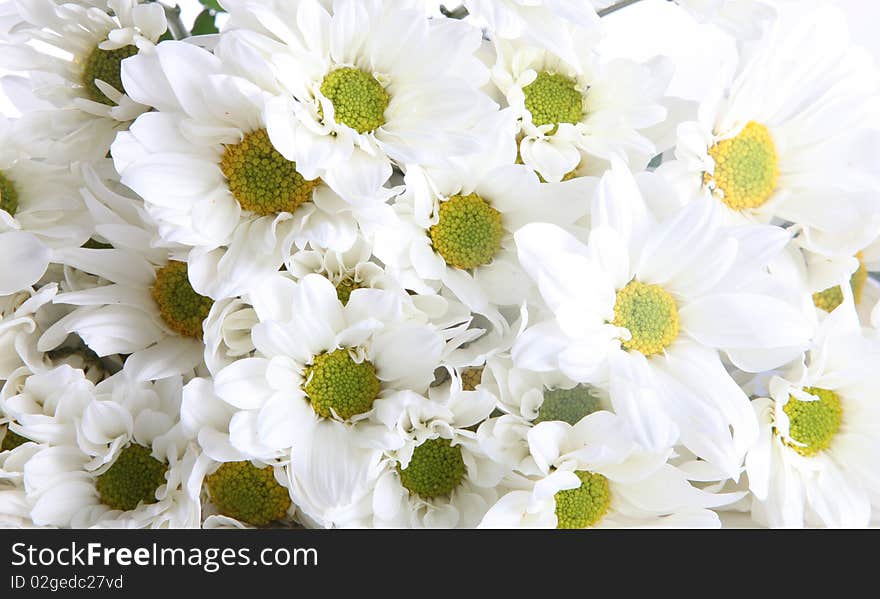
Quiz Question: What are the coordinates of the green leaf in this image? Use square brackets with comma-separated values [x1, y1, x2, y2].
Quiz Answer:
[198, 0, 225, 12]
[191, 8, 218, 35]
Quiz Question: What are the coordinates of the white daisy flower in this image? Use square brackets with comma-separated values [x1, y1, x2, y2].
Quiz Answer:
[0, 283, 57, 378]
[659, 3, 880, 252]
[182, 378, 297, 529]
[0, 116, 92, 254]
[211, 273, 445, 460]
[0, 0, 167, 160]
[223, 0, 497, 203]
[366, 389, 508, 528]
[490, 32, 672, 182]
[513, 163, 813, 476]
[745, 298, 880, 528]
[17, 373, 197, 528]
[479, 411, 739, 528]
[373, 140, 593, 328]
[112, 41, 397, 298]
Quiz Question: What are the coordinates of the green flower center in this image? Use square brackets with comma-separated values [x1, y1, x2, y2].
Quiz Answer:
[206, 461, 291, 527]
[303, 348, 381, 420]
[429, 193, 504, 270]
[523, 71, 583, 131]
[535, 385, 602, 425]
[612, 281, 680, 357]
[319, 67, 389, 134]
[334, 277, 363, 305]
[398, 437, 466, 499]
[554, 470, 611, 529]
[782, 387, 843, 457]
[704, 121, 779, 211]
[0, 171, 19, 216]
[1, 427, 28, 451]
[813, 253, 868, 312]
[221, 128, 320, 216]
[81, 44, 139, 105]
[151, 261, 214, 339]
[95, 444, 168, 512]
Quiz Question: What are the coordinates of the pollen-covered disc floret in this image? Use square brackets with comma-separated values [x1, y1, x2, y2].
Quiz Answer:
[81, 44, 139, 105]
[813, 254, 868, 312]
[303, 348, 381, 420]
[612, 281, 680, 357]
[782, 387, 843, 457]
[1, 427, 28, 451]
[460, 367, 484, 391]
[206, 461, 292, 527]
[398, 437, 466, 499]
[554, 470, 611, 529]
[319, 67, 390, 134]
[429, 193, 504, 270]
[0, 171, 19, 215]
[95, 444, 168, 512]
[704, 121, 779, 211]
[536, 385, 602, 425]
[151, 261, 214, 339]
[334, 278, 363, 306]
[522, 71, 583, 131]
[221, 128, 319, 216]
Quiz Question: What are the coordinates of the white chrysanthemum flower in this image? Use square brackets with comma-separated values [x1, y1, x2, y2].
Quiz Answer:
[0, 116, 92, 259]
[0, 283, 57, 378]
[0, 0, 167, 160]
[112, 41, 397, 298]
[373, 133, 593, 328]
[365, 389, 508, 528]
[222, 0, 496, 203]
[211, 273, 445, 460]
[660, 3, 880, 253]
[513, 163, 814, 476]
[745, 298, 880, 528]
[15, 373, 197, 528]
[479, 411, 738, 528]
[490, 32, 671, 182]
[181, 378, 297, 529]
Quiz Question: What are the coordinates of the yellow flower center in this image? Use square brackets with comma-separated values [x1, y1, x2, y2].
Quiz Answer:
[704, 121, 779, 211]
[429, 193, 504, 270]
[151, 261, 214, 339]
[813, 253, 868, 312]
[220, 128, 320, 216]
[612, 281, 680, 357]
[0, 171, 19, 215]
[302, 348, 381, 420]
[81, 44, 139, 105]
[206, 461, 291, 526]
[782, 387, 843, 457]
[319, 67, 390, 134]
[522, 71, 584, 132]
[554, 471, 611, 529]
[397, 437, 466, 499]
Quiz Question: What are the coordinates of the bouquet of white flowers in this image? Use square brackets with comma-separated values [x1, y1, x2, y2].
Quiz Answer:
[0, 0, 878, 530]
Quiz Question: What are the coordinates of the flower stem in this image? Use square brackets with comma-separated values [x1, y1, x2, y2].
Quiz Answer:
[153, 1, 189, 40]
[598, 0, 651, 18]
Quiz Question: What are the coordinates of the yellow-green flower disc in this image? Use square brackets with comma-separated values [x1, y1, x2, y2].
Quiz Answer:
[206, 461, 292, 527]
[705, 121, 779, 211]
[95, 444, 168, 512]
[319, 67, 389, 134]
[612, 281, 680, 357]
[813, 254, 868, 312]
[81, 44, 139, 105]
[151, 261, 214, 339]
[0, 171, 19, 216]
[535, 385, 602, 425]
[221, 128, 320, 216]
[1, 427, 28, 451]
[303, 348, 381, 420]
[522, 71, 583, 131]
[334, 277, 363, 305]
[783, 387, 843, 457]
[398, 437, 466, 499]
[429, 193, 504, 270]
[554, 470, 611, 529]
[460, 366, 484, 391]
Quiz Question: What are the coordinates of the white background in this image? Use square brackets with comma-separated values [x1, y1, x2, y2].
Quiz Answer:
[1, 0, 879, 114]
